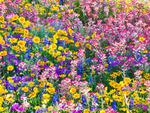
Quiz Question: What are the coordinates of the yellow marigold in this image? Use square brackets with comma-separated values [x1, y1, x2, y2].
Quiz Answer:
[18, 17, 25, 24]
[32, 36, 40, 43]
[7, 65, 14, 71]
[73, 93, 80, 99]
[17, 40, 26, 47]
[70, 87, 76, 94]
[22, 86, 29, 92]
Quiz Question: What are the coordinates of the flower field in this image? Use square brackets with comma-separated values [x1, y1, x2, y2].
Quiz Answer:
[0, 0, 150, 113]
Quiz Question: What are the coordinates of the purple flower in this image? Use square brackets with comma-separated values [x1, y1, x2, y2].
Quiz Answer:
[11, 103, 25, 112]
[142, 105, 148, 111]
[11, 103, 19, 111]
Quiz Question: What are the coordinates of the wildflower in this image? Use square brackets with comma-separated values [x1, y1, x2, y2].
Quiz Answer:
[0, 50, 7, 56]
[138, 36, 145, 42]
[22, 86, 29, 92]
[112, 101, 117, 110]
[18, 17, 25, 24]
[9, 38, 18, 44]
[32, 36, 40, 43]
[28, 82, 34, 87]
[73, 93, 80, 99]
[68, 28, 74, 36]
[52, 93, 59, 105]
[50, 43, 57, 50]
[70, 87, 76, 94]
[0, 16, 4, 23]
[7, 65, 14, 71]
[0, 107, 6, 112]
[83, 109, 90, 113]
[17, 40, 26, 47]
[46, 87, 55, 94]
[99, 109, 105, 113]
[28, 92, 36, 98]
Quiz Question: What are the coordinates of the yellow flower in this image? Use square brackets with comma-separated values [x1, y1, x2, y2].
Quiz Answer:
[0, 96, 4, 105]
[23, 20, 31, 28]
[20, 46, 27, 52]
[12, 15, 19, 21]
[7, 77, 14, 84]
[43, 93, 50, 99]
[9, 38, 18, 44]
[0, 50, 7, 57]
[28, 92, 36, 98]
[12, 46, 20, 52]
[33, 87, 39, 93]
[58, 46, 64, 51]
[22, 86, 29, 92]
[28, 82, 34, 87]
[34, 106, 41, 110]
[144, 73, 150, 80]
[0, 107, 6, 112]
[70, 87, 76, 94]
[7, 65, 14, 71]
[32, 36, 40, 43]
[18, 17, 25, 24]
[0, 38, 5, 45]
[23, 29, 29, 36]
[138, 36, 145, 42]
[17, 40, 26, 47]
[46, 82, 53, 87]
[124, 77, 131, 85]
[46, 87, 55, 94]
[83, 109, 90, 113]
[0, 16, 4, 23]
[5, 94, 14, 103]
[68, 28, 74, 36]
[51, 5, 59, 11]
[100, 110, 105, 113]
[49, 26, 55, 32]
[0, 85, 7, 94]
[75, 42, 80, 47]
[48, 106, 53, 111]
[73, 93, 80, 99]
[52, 38, 57, 44]
[50, 43, 57, 50]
